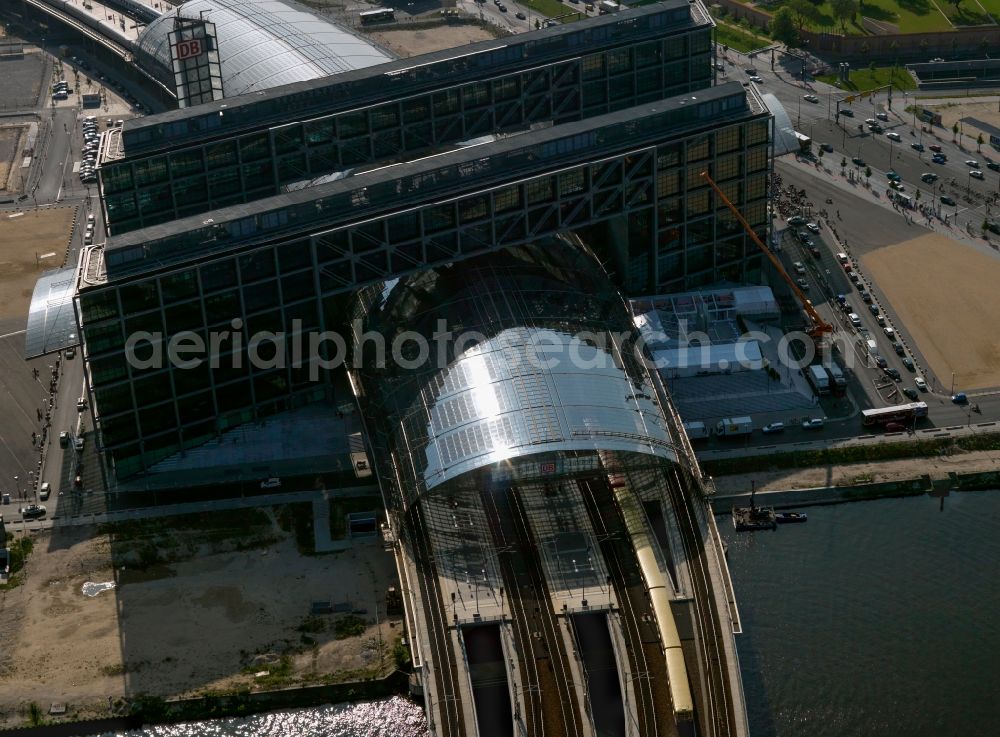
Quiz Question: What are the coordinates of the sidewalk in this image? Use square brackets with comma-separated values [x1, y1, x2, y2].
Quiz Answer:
[697, 415, 999, 462]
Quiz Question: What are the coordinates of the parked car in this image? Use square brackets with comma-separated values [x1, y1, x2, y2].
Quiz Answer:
[902, 387, 919, 400]
[852, 157, 866, 166]
[796, 278, 810, 291]
[787, 215, 806, 226]
[860, 290, 872, 303]
[921, 173, 939, 183]
[884, 326, 895, 339]
[886, 132, 901, 141]
[876, 112, 889, 121]
[875, 355, 888, 368]
[902, 357, 915, 371]
[761, 422, 785, 434]
[929, 144, 942, 152]
[893, 342, 906, 356]
[915, 376, 927, 390]
[952, 392, 968, 404]
[941, 195, 957, 206]
[59, 431, 69, 448]
[39, 482, 51, 501]
[886, 170, 901, 182]
[21, 504, 46, 520]
[965, 160, 980, 168]
[911, 142, 924, 152]
[74, 436, 85, 452]
[77, 397, 86, 411]
[802, 418, 825, 430]
[971, 170, 985, 180]
[806, 222, 820, 233]
[792, 261, 806, 274]
[848, 312, 862, 327]
[885, 367, 901, 381]
[869, 304, 880, 316]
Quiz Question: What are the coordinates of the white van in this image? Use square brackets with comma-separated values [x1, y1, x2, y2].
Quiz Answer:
[866, 339, 879, 355]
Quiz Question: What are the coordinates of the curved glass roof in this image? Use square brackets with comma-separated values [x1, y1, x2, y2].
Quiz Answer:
[354, 239, 684, 501]
[135, 0, 392, 98]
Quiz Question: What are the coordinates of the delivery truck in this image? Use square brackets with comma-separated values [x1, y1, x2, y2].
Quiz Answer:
[682, 421, 709, 441]
[715, 416, 753, 437]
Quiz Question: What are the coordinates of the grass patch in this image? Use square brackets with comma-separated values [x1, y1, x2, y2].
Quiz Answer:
[750, 0, 952, 34]
[1, 536, 34, 590]
[275, 503, 315, 555]
[329, 496, 383, 540]
[519, 0, 570, 20]
[714, 21, 771, 54]
[100, 507, 279, 571]
[703, 431, 1000, 477]
[817, 64, 917, 92]
[938, 0, 994, 26]
[334, 614, 367, 639]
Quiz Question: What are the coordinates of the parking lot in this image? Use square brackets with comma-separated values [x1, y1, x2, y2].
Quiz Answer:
[772, 200, 931, 418]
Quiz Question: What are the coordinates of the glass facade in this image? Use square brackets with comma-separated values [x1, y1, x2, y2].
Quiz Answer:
[81, 99, 769, 479]
[73, 2, 773, 483]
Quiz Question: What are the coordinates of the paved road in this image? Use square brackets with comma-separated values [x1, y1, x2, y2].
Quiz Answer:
[722, 44, 1000, 236]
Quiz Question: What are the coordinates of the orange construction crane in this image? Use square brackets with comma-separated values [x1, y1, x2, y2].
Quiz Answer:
[700, 171, 834, 341]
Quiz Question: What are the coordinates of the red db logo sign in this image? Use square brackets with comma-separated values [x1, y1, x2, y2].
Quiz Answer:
[175, 39, 203, 61]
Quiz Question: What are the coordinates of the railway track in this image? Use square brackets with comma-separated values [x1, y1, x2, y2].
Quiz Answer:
[481, 486, 545, 737]
[482, 485, 585, 737]
[577, 476, 672, 737]
[665, 466, 736, 737]
[408, 503, 466, 737]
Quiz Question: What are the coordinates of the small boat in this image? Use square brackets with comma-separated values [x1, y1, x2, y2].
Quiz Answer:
[775, 511, 808, 524]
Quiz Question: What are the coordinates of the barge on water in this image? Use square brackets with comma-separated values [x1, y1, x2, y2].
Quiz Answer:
[732, 504, 776, 531]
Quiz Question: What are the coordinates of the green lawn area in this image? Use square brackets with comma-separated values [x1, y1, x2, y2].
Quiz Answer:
[817, 64, 918, 92]
[715, 20, 772, 53]
[759, 0, 954, 34]
[938, 0, 994, 26]
[519, 0, 572, 20]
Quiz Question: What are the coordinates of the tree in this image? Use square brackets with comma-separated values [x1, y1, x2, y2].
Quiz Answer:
[916, 188, 921, 201]
[865, 166, 872, 185]
[841, 156, 848, 168]
[953, 122, 960, 141]
[830, 0, 859, 33]
[978, 133, 984, 151]
[788, 0, 819, 31]
[949, 0, 962, 10]
[771, 7, 798, 45]
[869, 60, 876, 73]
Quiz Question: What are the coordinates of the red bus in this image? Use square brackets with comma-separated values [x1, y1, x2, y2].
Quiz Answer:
[861, 402, 928, 426]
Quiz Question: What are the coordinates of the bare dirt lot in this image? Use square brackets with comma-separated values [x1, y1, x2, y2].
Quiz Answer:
[0, 208, 74, 320]
[0, 508, 402, 728]
[862, 232, 1000, 391]
[366, 23, 497, 57]
[0, 126, 24, 193]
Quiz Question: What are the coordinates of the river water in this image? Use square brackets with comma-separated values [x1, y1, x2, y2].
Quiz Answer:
[720, 490, 1000, 737]
[90, 492, 999, 737]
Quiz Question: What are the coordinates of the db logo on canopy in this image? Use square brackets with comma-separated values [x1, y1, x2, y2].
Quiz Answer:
[175, 39, 203, 60]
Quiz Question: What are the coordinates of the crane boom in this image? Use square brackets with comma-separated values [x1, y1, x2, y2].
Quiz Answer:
[700, 171, 833, 337]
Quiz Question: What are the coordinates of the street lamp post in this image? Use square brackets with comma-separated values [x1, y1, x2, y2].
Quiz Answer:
[951, 372, 955, 396]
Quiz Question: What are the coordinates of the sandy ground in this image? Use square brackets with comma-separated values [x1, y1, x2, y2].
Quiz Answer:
[711, 447, 1000, 494]
[0, 208, 74, 320]
[0, 510, 402, 728]
[862, 232, 1000, 390]
[367, 25, 497, 57]
[922, 100, 1000, 147]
